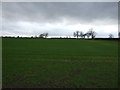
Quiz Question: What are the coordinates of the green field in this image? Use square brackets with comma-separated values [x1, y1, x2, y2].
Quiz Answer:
[2, 38, 118, 88]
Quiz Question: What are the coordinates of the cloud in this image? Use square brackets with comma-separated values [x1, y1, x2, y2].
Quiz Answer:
[3, 2, 118, 24]
[2, 2, 118, 37]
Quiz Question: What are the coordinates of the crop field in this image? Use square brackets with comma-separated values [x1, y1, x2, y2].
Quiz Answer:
[2, 38, 118, 88]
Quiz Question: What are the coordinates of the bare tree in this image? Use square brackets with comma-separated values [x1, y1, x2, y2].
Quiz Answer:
[109, 34, 114, 38]
[39, 33, 48, 38]
[39, 34, 44, 38]
[73, 31, 80, 39]
[119, 32, 120, 38]
[88, 28, 96, 39]
[86, 33, 91, 39]
[79, 31, 84, 38]
[73, 32, 76, 37]
[83, 33, 87, 39]
[35, 35, 37, 38]
[44, 33, 48, 38]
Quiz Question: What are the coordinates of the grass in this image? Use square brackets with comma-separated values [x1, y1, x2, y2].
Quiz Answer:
[2, 38, 118, 88]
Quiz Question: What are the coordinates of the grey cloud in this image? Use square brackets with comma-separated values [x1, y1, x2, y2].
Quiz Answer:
[2, 2, 118, 37]
[2, 2, 118, 24]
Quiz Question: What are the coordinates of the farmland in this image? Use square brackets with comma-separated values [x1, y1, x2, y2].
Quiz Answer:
[2, 38, 118, 88]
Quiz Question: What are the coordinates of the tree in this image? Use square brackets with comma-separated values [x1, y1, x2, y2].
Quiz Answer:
[83, 33, 87, 39]
[44, 33, 48, 38]
[31, 36, 33, 38]
[35, 35, 37, 38]
[88, 28, 96, 39]
[73, 32, 76, 37]
[119, 32, 120, 38]
[39, 33, 48, 38]
[79, 31, 84, 38]
[109, 34, 114, 38]
[73, 31, 80, 39]
[39, 34, 44, 38]
[86, 33, 91, 39]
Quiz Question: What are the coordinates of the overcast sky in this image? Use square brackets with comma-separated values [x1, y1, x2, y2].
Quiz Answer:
[2, 2, 118, 38]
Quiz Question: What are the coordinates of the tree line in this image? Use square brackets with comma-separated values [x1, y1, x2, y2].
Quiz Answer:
[2, 29, 119, 39]
[73, 28, 96, 39]
[39, 28, 117, 39]
[73, 28, 119, 39]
